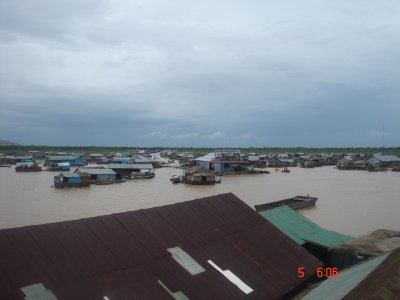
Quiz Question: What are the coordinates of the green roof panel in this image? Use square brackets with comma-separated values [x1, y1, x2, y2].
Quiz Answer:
[259, 206, 352, 248]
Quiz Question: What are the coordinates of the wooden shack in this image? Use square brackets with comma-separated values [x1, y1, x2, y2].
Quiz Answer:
[53, 172, 90, 188]
[184, 166, 216, 185]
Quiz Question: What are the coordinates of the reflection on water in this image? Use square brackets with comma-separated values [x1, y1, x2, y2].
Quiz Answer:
[0, 166, 399, 237]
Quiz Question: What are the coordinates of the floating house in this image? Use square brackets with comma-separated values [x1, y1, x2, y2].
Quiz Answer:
[57, 162, 70, 171]
[301, 247, 400, 300]
[0, 193, 322, 300]
[45, 156, 85, 168]
[4, 156, 33, 164]
[195, 150, 267, 174]
[213, 150, 249, 173]
[259, 205, 353, 268]
[110, 157, 133, 164]
[194, 152, 216, 169]
[53, 172, 90, 188]
[88, 153, 103, 162]
[109, 163, 154, 179]
[134, 158, 162, 168]
[95, 156, 109, 164]
[183, 166, 217, 184]
[75, 168, 119, 184]
[367, 154, 400, 167]
[268, 157, 286, 168]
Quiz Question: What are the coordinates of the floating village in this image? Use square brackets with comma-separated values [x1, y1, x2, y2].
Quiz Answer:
[0, 149, 400, 299]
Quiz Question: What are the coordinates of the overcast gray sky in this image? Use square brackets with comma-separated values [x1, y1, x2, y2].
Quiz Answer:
[0, 0, 399, 147]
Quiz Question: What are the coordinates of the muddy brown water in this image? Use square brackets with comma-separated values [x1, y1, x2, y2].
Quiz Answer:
[0, 165, 399, 237]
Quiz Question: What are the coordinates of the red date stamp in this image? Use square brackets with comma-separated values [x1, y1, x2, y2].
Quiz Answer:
[298, 267, 339, 278]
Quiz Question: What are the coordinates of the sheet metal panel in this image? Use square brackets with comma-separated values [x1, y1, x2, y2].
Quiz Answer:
[0, 193, 323, 300]
[343, 247, 400, 299]
[260, 205, 353, 248]
[45, 222, 104, 277]
[66, 219, 121, 272]
[302, 252, 390, 300]
[4, 228, 57, 288]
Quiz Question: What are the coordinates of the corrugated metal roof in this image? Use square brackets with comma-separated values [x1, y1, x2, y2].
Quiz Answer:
[259, 206, 353, 248]
[108, 164, 153, 169]
[111, 157, 133, 162]
[58, 172, 80, 178]
[342, 247, 400, 299]
[372, 154, 400, 162]
[57, 162, 70, 167]
[302, 250, 397, 300]
[0, 193, 322, 300]
[76, 168, 116, 175]
[46, 156, 80, 161]
[194, 153, 216, 162]
[134, 158, 159, 163]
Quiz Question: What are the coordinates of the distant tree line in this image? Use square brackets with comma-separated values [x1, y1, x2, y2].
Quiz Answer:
[1, 145, 399, 156]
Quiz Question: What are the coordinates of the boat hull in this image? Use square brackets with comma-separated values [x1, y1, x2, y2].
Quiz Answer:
[255, 196, 318, 212]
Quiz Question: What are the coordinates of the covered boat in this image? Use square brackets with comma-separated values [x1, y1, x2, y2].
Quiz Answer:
[15, 162, 42, 172]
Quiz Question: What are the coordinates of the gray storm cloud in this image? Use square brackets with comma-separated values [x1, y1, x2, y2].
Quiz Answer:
[0, 0, 399, 146]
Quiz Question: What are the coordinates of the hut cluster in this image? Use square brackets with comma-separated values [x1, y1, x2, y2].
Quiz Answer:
[2, 150, 400, 188]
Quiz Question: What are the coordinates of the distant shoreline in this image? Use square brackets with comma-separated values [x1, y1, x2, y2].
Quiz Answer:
[0, 145, 399, 155]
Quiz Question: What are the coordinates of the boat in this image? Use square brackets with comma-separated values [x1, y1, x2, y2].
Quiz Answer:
[132, 171, 155, 179]
[170, 175, 182, 183]
[368, 166, 387, 172]
[392, 166, 400, 172]
[15, 162, 42, 172]
[254, 195, 318, 212]
[0, 164, 11, 167]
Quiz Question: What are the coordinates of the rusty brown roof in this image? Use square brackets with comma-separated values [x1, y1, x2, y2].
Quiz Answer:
[0, 193, 322, 300]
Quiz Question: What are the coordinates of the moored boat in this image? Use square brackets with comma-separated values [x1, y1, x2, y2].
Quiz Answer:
[132, 171, 155, 179]
[15, 162, 42, 172]
[170, 175, 182, 183]
[255, 195, 318, 212]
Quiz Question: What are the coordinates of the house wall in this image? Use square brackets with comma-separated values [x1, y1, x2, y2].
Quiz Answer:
[196, 161, 210, 169]
[214, 163, 224, 173]
[68, 177, 81, 184]
[96, 174, 116, 182]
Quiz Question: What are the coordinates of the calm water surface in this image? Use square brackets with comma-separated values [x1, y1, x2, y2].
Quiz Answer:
[0, 165, 399, 237]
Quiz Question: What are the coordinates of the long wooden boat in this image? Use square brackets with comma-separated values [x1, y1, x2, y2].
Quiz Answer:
[15, 164, 42, 172]
[254, 195, 318, 212]
[132, 172, 155, 179]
